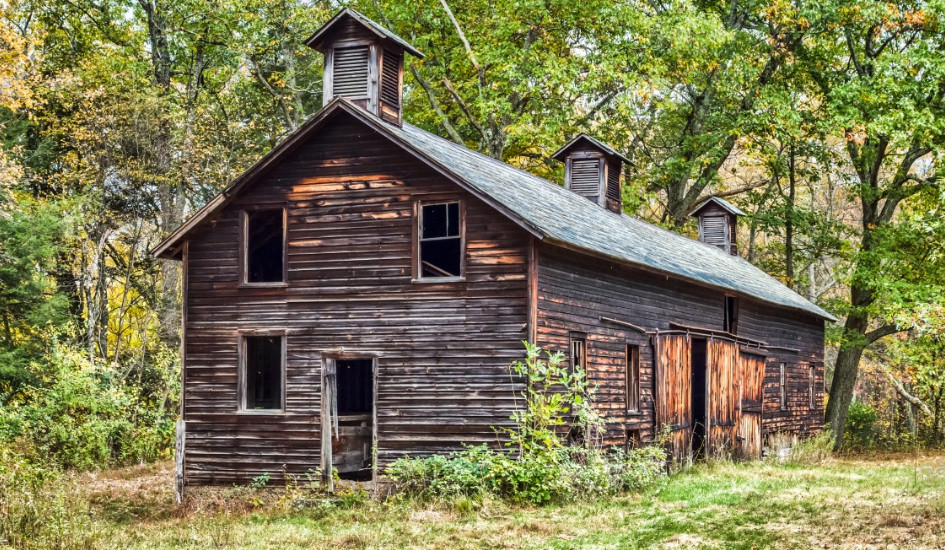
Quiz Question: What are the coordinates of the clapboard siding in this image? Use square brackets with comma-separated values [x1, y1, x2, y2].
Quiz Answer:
[534, 245, 724, 446]
[183, 115, 529, 485]
[534, 244, 825, 448]
[738, 301, 825, 436]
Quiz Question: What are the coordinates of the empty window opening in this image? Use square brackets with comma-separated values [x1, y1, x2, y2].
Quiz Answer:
[242, 335, 283, 411]
[627, 429, 642, 450]
[626, 344, 640, 412]
[779, 362, 787, 411]
[244, 210, 284, 283]
[724, 296, 738, 334]
[334, 359, 375, 481]
[690, 338, 708, 459]
[419, 202, 462, 278]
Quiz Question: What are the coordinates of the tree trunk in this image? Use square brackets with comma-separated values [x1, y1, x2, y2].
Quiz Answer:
[825, 308, 869, 448]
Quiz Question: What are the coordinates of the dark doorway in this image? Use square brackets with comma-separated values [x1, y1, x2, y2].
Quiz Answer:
[333, 359, 375, 481]
[690, 339, 708, 459]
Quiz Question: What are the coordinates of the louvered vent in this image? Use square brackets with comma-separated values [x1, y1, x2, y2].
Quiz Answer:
[701, 216, 729, 249]
[570, 159, 601, 201]
[381, 49, 401, 108]
[332, 46, 370, 97]
[607, 159, 620, 203]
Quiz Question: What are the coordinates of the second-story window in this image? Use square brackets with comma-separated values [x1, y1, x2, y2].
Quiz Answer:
[418, 201, 463, 279]
[242, 209, 285, 284]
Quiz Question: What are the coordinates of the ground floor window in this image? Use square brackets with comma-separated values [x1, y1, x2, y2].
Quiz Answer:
[240, 334, 285, 411]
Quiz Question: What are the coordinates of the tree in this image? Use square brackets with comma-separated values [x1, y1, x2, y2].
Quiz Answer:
[797, 0, 945, 446]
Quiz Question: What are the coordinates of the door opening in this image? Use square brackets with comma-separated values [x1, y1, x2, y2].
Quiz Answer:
[326, 358, 375, 482]
[690, 338, 708, 459]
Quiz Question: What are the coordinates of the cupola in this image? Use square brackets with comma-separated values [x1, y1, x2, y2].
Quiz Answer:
[689, 197, 745, 255]
[304, 8, 423, 125]
[552, 134, 630, 214]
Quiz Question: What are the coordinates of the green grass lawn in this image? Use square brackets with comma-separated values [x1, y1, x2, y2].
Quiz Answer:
[66, 452, 945, 549]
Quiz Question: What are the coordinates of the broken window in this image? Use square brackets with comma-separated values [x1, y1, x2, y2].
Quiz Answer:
[418, 201, 462, 278]
[626, 344, 640, 412]
[779, 362, 787, 411]
[242, 335, 284, 411]
[809, 363, 815, 409]
[569, 335, 586, 375]
[244, 209, 285, 284]
[627, 429, 641, 450]
[724, 296, 738, 334]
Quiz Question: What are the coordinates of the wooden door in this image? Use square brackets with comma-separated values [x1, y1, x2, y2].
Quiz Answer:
[707, 339, 739, 457]
[654, 334, 692, 462]
[737, 350, 765, 459]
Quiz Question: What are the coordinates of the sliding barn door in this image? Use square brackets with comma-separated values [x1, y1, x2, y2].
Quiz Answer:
[737, 350, 765, 459]
[654, 334, 692, 462]
[707, 339, 739, 457]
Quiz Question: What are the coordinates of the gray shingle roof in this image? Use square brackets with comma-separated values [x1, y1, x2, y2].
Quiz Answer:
[691, 196, 746, 217]
[383, 121, 833, 321]
[303, 8, 424, 58]
[154, 99, 833, 321]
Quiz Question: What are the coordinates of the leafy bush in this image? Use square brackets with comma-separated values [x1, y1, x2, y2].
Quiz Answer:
[846, 401, 878, 450]
[0, 344, 176, 469]
[386, 444, 667, 505]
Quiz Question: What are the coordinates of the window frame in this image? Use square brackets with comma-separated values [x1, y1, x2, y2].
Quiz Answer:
[239, 207, 288, 288]
[779, 362, 787, 411]
[413, 199, 466, 283]
[237, 330, 287, 415]
[626, 344, 641, 413]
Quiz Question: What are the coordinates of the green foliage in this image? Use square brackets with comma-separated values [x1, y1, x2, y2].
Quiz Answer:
[386, 444, 667, 505]
[845, 401, 879, 450]
[505, 342, 605, 454]
[0, 343, 176, 469]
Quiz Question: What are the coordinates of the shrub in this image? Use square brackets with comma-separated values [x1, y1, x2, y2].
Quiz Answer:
[846, 401, 878, 450]
[386, 444, 667, 505]
[0, 344, 175, 469]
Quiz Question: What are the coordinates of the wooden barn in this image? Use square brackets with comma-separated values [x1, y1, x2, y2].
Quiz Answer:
[153, 8, 834, 487]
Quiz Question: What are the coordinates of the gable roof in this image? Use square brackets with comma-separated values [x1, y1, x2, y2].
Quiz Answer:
[303, 8, 424, 58]
[152, 99, 834, 321]
[690, 196, 746, 217]
[551, 133, 632, 165]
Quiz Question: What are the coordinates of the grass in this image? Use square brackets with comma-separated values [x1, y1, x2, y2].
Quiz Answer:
[17, 452, 945, 549]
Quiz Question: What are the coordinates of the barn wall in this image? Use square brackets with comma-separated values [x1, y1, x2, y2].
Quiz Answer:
[183, 112, 529, 485]
[534, 245, 724, 446]
[738, 302, 825, 437]
[534, 244, 825, 447]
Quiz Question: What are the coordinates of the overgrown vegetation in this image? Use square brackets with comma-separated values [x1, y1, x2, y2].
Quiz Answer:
[4, 453, 945, 549]
[387, 344, 667, 505]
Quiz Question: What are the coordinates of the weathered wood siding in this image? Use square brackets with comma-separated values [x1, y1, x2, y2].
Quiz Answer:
[534, 244, 825, 448]
[534, 245, 726, 446]
[737, 301, 825, 437]
[182, 112, 529, 485]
